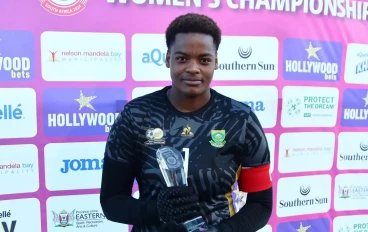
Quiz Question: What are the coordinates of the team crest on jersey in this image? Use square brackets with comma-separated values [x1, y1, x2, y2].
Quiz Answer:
[181, 125, 194, 137]
[210, 130, 226, 148]
[145, 128, 165, 145]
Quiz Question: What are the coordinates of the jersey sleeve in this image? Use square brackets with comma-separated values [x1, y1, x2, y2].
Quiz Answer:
[238, 110, 272, 193]
[104, 104, 138, 166]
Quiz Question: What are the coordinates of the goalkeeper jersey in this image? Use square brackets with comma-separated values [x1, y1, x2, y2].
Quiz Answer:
[104, 86, 272, 231]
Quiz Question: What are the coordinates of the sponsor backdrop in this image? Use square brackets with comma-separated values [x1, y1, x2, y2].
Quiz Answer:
[0, 0, 368, 232]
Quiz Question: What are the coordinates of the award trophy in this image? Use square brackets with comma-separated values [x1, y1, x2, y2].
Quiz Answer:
[156, 146, 209, 232]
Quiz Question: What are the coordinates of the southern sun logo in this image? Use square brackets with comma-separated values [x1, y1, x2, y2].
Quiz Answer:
[300, 185, 311, 195]
[238, 47, 252, 59]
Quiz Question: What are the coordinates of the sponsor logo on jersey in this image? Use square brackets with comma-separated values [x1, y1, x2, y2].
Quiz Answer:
[341, 88, 368, 127]
[181, 125, 194, 137]
[283, 38, 342, 82]
[145, 128, 165, 145]
[276, 218, 330, 232]
[42, 88, 126, 136]
[210, 130, 226, 148]
[40, 0, 87, 16]
[0, 30, 34, 81]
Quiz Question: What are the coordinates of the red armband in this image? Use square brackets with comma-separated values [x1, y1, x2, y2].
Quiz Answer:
[238, 164, 272, 192]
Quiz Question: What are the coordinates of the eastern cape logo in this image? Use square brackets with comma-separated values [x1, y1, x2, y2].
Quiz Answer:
[52, 209, 76, 227]
[40, 0, 88, 16]
[210, 130, 226, 148]
[338, 185, 350, 199]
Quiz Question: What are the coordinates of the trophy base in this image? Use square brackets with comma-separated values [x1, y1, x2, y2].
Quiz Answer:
[182, 216, 210, 232]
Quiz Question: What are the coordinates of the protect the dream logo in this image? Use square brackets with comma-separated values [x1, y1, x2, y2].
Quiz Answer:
[40, 0, 88, 16]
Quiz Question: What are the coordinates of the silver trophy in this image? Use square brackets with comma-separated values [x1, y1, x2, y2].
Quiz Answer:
[156, 146, 209, 232]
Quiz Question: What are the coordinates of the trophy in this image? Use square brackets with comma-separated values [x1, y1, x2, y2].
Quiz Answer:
[156, 146, 209, 232]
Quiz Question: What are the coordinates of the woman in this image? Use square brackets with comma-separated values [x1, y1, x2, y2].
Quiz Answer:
[100, 13, 273, 232]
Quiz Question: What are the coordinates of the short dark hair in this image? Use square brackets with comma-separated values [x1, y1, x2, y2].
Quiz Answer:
[165, 13, 222, 51]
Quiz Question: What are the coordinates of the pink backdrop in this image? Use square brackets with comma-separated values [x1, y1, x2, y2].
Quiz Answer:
[1, 0, 368, 231]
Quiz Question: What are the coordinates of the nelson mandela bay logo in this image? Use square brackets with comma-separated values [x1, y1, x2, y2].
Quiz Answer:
[341, 88, 368, 127]
[42, 88, 126, 136]
[279, 185, 328, 209]
[40, 0, 88, 16]
[283, 38, 342, 82]
[51, 209, 106, 229]
[210, 130, 226, 148]
[286, 95, 336, 118]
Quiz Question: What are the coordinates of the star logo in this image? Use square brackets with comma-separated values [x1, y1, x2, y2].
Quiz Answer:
[363, 91, 368, 107]
[74, 90, 97, 111]
[296, 222, 311, 232]
[306, 41, 321, 60]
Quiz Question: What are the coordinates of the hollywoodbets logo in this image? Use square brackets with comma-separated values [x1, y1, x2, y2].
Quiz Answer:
[277, 218, 330, 231]
[42, 88, 126, 136]
[0, 30, 34, 81]
[341, 88, 368, 127]
[283, 38, 342, 82]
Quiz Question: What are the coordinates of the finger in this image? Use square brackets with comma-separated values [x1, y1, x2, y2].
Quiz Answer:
[169, 195, 199, 206]
[176, 223, 188, 232]
[164, 186, 195, 198]
[166, 221, 188, 232]
[171, 203, 201, 215]
[173, 211, 202, 224]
